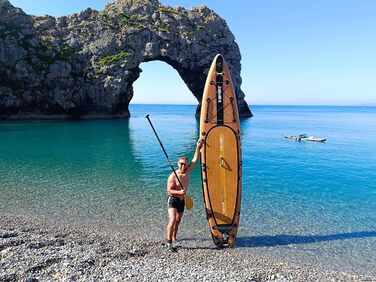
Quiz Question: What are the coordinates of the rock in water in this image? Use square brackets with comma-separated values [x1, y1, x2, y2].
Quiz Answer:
[0, 0, 252, 119]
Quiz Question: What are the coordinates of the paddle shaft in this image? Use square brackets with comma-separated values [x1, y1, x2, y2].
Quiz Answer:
[145, 115, 186, 190]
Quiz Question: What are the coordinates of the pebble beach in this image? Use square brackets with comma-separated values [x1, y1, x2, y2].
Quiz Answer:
[1, 213, 374, 282]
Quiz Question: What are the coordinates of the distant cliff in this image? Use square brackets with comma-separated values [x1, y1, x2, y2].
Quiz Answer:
[0, 0, 252, 119]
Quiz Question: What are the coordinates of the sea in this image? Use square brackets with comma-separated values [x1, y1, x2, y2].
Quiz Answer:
[1, 105, 375, 276]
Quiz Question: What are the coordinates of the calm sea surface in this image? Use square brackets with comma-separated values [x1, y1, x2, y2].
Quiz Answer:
[1, 105, 376, 276]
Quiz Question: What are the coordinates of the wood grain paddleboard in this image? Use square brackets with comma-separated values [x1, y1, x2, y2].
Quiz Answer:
[199, 54, 242, 247]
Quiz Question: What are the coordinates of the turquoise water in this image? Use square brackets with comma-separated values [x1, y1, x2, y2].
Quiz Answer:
[1, 105, 376, 276]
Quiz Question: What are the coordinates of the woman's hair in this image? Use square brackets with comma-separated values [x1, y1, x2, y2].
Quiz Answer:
[178, 156, 188, 162]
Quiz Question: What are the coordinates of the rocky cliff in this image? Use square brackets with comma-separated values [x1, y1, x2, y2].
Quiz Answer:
[0, 0, 252, 119]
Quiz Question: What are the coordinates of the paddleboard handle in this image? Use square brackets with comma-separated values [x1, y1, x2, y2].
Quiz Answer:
[205, 98, 211, 123]
[229, 97, 237, 122]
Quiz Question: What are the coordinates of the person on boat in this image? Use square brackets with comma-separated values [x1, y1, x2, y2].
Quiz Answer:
[165, 139, 203, 251]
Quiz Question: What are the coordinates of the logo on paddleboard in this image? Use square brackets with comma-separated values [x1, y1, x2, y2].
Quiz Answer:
[218, 86, 222, 103]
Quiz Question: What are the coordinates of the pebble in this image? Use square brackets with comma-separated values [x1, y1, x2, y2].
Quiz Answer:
[0, 213, 374, 282]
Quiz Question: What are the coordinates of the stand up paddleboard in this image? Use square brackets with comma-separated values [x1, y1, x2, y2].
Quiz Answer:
[199, 54, 242, 247]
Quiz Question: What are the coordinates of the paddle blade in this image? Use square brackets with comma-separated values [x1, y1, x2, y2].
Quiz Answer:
[185, 194, 194, 210]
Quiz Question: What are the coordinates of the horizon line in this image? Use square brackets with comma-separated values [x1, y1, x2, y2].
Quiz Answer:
[130, 103, 376, 107]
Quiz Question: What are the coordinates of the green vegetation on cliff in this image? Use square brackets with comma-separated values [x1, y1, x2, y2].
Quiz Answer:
[99, 51, 132, 67]
[157, 6, 187, 18]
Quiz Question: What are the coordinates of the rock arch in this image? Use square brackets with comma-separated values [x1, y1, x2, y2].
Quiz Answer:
[0, 0, 252, 119]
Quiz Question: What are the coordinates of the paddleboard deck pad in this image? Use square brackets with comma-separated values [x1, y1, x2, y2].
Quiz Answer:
[199, 54, 242, 247]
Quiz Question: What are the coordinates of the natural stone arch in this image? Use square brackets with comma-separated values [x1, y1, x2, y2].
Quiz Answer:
[0, 0, 252, 119]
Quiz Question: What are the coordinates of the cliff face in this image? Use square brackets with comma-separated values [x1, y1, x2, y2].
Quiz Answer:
[0, 0, 252, 119]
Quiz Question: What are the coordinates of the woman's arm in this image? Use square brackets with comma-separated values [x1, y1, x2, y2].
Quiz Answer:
[188, 139, 203, 172]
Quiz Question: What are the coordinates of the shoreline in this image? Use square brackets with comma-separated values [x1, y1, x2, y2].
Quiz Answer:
[0, 113, 131, 121]
[1, 213, 374, 282]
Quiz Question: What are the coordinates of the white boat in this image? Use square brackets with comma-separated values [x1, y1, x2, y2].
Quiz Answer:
[306, 136, 326, 142]
[285, 134, 326, 142]
[284, 134, 308, 141]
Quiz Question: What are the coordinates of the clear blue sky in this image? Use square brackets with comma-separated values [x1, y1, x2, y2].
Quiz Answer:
[10, 0, 376, 106]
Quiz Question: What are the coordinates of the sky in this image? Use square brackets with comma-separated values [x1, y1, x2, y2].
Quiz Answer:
[9, 0, 376, 106]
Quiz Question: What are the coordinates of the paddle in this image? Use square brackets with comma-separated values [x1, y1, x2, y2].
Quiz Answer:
[145, 115, 194, 210]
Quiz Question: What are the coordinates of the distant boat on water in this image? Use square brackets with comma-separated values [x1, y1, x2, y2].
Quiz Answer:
[305, 136, 327, 142]
[285, 134, 326, 142]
